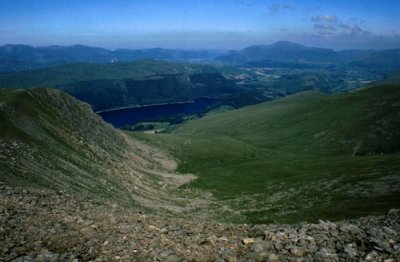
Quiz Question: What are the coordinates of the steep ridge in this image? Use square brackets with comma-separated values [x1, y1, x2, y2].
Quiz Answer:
[0, 88, 207, 214]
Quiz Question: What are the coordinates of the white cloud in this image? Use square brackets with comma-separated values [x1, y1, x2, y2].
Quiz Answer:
[311, 15, 338, 23]
[339, 23, 371, 37]
[314, 24, 336, 31]
[311, 14, 371, 39]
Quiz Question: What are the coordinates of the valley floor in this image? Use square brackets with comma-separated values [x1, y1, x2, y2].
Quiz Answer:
[1, 182, 399, 261]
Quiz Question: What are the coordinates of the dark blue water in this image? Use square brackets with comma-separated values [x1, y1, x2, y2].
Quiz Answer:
[98, 97, 218, 128]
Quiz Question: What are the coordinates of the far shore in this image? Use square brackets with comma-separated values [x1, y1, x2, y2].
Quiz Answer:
[95, 96, 216, 114]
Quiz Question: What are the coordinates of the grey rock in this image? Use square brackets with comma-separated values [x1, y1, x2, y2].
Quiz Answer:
[159, 250, 174, 258]
[219, 248, 236, 261]
[251, 243, 264, 252]
[340, 224, 361, 235]
[382, 226, 396, 236]
[314, 247, 339, 260]
[160, 227, 169, 234]
[268, 253, 280, 261]
[343, 243, 358, 258]
[290, 246, 305, 257]
[364, 251, 380, 261]
[166, 254, 182, 262]
[243, 251, 268, 261]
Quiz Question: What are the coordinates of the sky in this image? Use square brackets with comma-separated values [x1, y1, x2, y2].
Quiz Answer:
[0, 0, 399, 50]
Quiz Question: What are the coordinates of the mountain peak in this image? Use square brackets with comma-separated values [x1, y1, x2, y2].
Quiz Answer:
[217, 41, 337, 64]
[270, 41, 307, 49]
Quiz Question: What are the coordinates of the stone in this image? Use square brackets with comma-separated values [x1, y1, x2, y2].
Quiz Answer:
[242, 237, 255, 245]
[340, 224, 361, 235]
[343, 243, 358, 258]
[217, 236, 229, 242]
[273, 242, 283, 250]
[148, 225, 161, 232]
[243, 251, 268, 261]
[160, 227, 169, 234]
[251, 243, 263, 252]
[207, 235, 218, 246]
[220, 248, 236, 262]
[314, 247, 338, 260]
[365, 251, 379, 261]
[166, 254, 182, 262]
[382, 226, 396, 236]
[268, 253, 279, 261]
[290, 247, 305, 257]
[159, 250, 174, 258]
[372, 239, 394, 254]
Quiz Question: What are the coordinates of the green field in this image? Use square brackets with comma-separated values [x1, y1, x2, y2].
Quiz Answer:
[132, 85, 400, 224]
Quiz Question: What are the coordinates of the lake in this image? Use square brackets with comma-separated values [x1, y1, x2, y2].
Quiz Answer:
[98, 97, 218, 128]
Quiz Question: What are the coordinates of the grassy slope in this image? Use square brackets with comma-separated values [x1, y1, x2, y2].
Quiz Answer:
[0, 60, 234, 88]
[135, 85, 400, 224]
[0, 88, 202, 215]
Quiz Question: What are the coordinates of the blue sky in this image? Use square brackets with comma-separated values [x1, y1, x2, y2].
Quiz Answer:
[0, 0, 399, 50]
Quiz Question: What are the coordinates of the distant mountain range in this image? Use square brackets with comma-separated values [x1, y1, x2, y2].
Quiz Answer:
[1, 41, 399, 113]
[1, 41, 400, 73]
[0, 44, 225, 72]
[216, 41, 400, 71]
[217, 41, 338, 65]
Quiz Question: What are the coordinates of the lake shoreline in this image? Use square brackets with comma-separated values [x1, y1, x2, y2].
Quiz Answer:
[95, 96, 216, 113]
[97, 97, 219, 128]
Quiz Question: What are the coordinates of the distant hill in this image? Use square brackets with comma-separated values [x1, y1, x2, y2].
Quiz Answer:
[0, 60, 214, 87]
[0, 44, 225, 72]
[348, 49, 400, 71]
[0, 60, 241, 111]
[2, 41, 400, 112]
[216, 41, 400, 72]
[216, 41, 339, 65]
[2, 42, 400, 73]
[336, 49, 377, 60]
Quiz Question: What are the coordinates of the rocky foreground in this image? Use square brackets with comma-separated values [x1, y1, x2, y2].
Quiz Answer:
[1, 182, 399, 261]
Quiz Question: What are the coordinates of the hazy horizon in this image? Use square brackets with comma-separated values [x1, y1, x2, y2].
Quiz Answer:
[1, 0, 400, 50]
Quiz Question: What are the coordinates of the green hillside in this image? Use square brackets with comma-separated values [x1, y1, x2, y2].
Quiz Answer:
[0, 60, 217, 88]
[135, 84, 400, 224]
[0, 88, 204, 215]
[0, 61, 246, 111]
